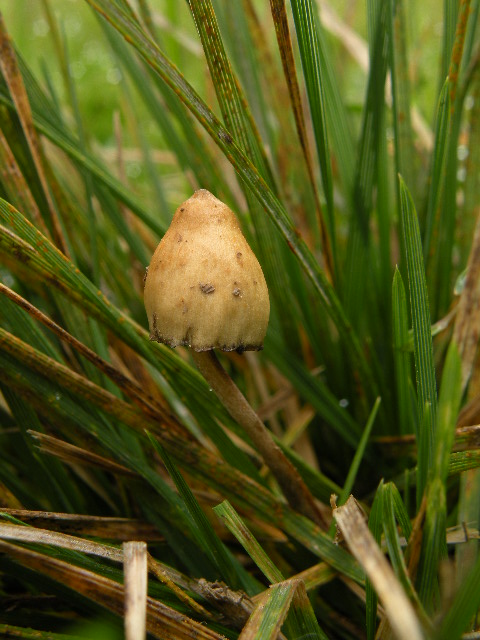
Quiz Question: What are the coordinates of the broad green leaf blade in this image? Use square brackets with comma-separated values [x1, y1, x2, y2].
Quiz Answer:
[399, 175, 437, 502]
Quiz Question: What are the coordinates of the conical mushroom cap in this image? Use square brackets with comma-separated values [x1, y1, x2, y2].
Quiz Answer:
[144, 189, 270, 352]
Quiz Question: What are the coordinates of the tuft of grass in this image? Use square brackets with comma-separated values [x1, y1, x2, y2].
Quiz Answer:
[0, 1, 479, 638]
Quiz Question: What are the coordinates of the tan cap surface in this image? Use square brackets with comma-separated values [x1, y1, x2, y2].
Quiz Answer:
[144, 190, 270, 352]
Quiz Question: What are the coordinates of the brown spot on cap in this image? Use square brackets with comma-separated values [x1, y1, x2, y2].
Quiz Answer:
[199, 283, 215, 294]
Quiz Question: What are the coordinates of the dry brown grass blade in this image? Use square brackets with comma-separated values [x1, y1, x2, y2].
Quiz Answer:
[332, 495, 424, 640]
[375, 424, 480, 454]
[0, 13, 68, 255]
[28, 430, 138, 478]
[124, 541, 148, 640]
[0, 539, 225, 640]
[0, 510, 158, 541]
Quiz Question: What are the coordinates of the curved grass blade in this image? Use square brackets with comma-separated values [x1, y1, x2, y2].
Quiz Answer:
[188, 0, 275, 189]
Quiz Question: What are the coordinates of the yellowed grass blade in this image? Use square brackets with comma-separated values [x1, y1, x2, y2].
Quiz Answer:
[124, 541, 148, 640]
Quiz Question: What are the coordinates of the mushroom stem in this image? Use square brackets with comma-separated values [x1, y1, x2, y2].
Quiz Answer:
[192, 349, 325, 526]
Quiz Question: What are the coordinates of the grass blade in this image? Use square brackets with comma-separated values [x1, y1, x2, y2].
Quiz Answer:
[399, 175, 437, 502]
[417, 342, 462, 610]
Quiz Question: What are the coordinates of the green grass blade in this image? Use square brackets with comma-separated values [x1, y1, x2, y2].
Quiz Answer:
[338, 397, 381, 505]
[344, 1, 389, 327]
[214, 501, 328, 639]
[399, 175, 437, 502]
[392, 268, 415, 435]
[214, 500, 284, 584]
[147, 435, 257, 594]
[188, 0, 275, 189]
[353, 0, 389, 240]
[289, 0, 335, 250]
[423, 79, 450, 262]
[381, 483, 426, 619]
[417, 342, 462, 610]
[388, 0, 416, 195]
[240, 580, 298, 640]
[432, 0, 472, 316]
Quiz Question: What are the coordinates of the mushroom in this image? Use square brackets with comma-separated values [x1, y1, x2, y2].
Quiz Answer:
[144, 189, 323, 525]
